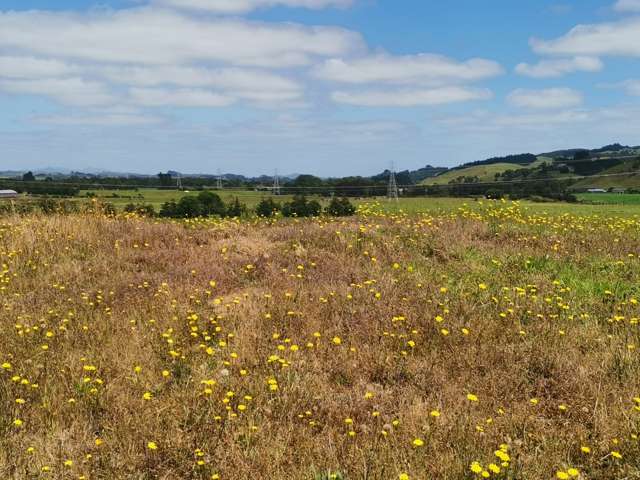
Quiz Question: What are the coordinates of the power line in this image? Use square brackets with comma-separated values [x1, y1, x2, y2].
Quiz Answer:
[3, 169, 640, 191]
[216, 169, 223, 190]
[273, 170, 281, 196]
[387, 163, 399, 201]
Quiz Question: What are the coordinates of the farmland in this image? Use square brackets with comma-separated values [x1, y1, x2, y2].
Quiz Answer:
[2, 201, 640, 479]
[78, 189, 295, 211]
[576, 193, 640, 206]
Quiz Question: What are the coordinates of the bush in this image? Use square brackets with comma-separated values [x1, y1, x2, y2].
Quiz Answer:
[255, 198, 281, 217]
[226, 197, 247, 217]
[159, 200, 179, 218]
[485, 189, 504, 200]
[281, 195, 321, 218]
[38, 198, 80, 214]
[325, 197, 356, 216]
[124, 203, 156, 217]
[159, 192, 245, 219]
[198, 191, 225, 216]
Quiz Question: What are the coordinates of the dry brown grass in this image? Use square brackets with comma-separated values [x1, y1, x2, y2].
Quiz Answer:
[2, 204, 640, 479]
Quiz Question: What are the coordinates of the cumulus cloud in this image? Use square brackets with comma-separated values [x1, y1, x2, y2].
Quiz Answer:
[129, 87, 235, 107]
[515, 56, 602, 78]
[621, 79, 640, 95]
[614, 0, 640, 12]
[32, 113, 165, 126]
[506, 88, 583, 109]
[531, 18, 640, 57]
[96, 65, 304, 102]
[314, 54, 503, 85]
[0, 56, 77, 79]
[332, 87, 492, 107]
[154, 0, 352, 13]
[0, 77, 116, 106]
[0, 8, 363, 67]
[0, 7, 342, 108]
[605, 79, 640, 95]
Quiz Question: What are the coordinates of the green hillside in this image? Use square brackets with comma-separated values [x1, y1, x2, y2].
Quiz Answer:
[422, 163, 529, 185]
[571, 159, 640, 189]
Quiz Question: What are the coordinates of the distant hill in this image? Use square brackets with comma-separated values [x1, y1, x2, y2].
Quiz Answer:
[422, 163, 530, 185]
[372, 165, 447, 185]
[418, 144, 640, 188]
[452, 153, 538, 171]
[6, 143, 640, 190]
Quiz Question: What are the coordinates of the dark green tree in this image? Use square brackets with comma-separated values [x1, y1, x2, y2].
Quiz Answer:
[225, 197, 247, 217]
[158, 172, 174, 187]
[197, 191, 225, 216]
[282, 195, 321, 217]
[325, 197, 356, 216]
[255, 198, 281, 217]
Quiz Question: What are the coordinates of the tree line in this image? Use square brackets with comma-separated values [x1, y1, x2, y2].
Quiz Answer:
[139, 192, 357, 218]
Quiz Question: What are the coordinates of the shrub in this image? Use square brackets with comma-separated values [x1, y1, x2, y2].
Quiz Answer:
[255, 198, 281, 217]
[159, 200, 179, 218]
[325, 197, 356, 216]
[175, 196, 204, 218]
[198, 191, 225, 216]
[159, 192, 245, 218]
[226, 197, 247, 217]
[282, 195, 321, 218]
[124, 203, 156, 217]
[485, 189, 504, 200]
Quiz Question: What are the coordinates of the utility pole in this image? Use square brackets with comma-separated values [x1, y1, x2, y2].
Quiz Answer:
[387, 163, 399, 201]
[176, 173, 183, 191]
[273, 170, 281, 196]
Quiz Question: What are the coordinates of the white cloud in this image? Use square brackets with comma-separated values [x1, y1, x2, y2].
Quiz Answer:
[531, 18, 640, 57]
[0, 56, 77, 79]
[0, 8, 363, 68]
[0, 77, 116, 106]
[608, 79, 640, 95]
[515, 56, 602, 78]
[507, 88, 583, 109]
[96, 65, 304, 103]
[314, 54, 503, 85]
[332, 86, 492, 107]
[154, 0, 352, 13]
[622, 79, 640, 95]
[32, 113, 165, 126]
[614, 0, 640, 12]
[129, 87, 235, 107]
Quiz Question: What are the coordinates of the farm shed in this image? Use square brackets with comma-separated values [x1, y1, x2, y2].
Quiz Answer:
[0, 190, 18, 198]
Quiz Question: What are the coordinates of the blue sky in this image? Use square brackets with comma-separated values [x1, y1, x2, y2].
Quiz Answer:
[1, 0, 640, 175]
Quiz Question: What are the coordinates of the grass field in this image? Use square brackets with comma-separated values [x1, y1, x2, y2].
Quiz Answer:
[79, 189, 295, 210]
[576, 193, 640, 205]
[15, 188, 640, 218]
[2, 201, 640, 479]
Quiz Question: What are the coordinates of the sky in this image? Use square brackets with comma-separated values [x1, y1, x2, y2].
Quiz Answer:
[1, 0, 640, 176]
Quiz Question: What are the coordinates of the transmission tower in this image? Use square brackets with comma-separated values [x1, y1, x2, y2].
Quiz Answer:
[216, 169, 223, 190]
[387, 163, 399, 200]
[273, 170, 281, 196]
[176, 173, 183, 190]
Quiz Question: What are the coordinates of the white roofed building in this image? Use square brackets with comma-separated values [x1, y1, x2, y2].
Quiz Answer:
[0, 190, 18, 198]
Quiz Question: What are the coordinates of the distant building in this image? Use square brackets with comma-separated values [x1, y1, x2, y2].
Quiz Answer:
[587, 188, 606, 193]
[611, 188, 626, 194]
[0, 190, 18, 199]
